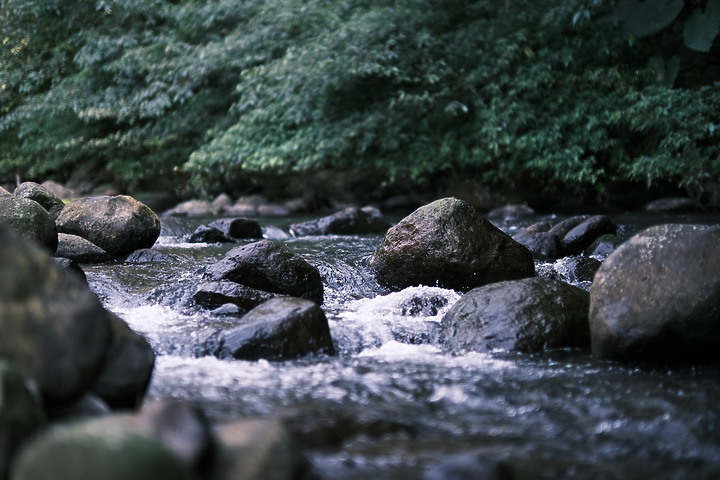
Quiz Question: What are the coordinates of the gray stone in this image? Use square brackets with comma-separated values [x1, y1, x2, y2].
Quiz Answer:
[441, 277, 590, 353]
[589, 224, 720, 363]
[0, 196, 58, 253]
[210, 418, 311, 480]
[90, 313, 155, 409]
[193, 281, 275, 312]
[0, 225, 112, 402]
[56, 195, 161, 256]
[189, 225, 236, 244]
[208, 217, 263, 240]
[560, 215, 617, 256]
[206, 297, 335, 361]
[205, 240, 324, 305]
[370, 197, 535, 291]
[55, 233, 114, 264]
[289, 207, 390, 236]
[0, 362, 46, 479]
[10, 415, 197, 480]
[14, 181, 65, 219]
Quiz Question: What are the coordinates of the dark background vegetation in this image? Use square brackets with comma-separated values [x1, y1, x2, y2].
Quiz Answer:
[1, 0, 719, 209]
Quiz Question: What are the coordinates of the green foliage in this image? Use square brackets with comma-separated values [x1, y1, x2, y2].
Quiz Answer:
[1, 0, 719, 201]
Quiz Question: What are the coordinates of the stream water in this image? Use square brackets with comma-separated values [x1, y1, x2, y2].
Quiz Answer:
[83, 211, 720, 480]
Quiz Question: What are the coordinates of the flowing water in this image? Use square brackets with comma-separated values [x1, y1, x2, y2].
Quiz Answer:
[83, 212, 720, 480]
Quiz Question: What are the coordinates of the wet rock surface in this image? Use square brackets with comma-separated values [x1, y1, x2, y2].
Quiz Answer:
[371, 197, 535, 291]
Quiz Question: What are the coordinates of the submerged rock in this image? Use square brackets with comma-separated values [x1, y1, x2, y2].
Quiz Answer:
[440, 277, 590, 353]
[208, 217, 263, 240]
[205, 297, 335, 361]
[589, 224, 720, 363]
[56, 195, 161, 257]
[370, 197, 535, 291]
[0, 225, 112, 402]
[0, 196, 58, 253]
[205, 240, 324, 305]
[290, 206, 391, 236]
[188, 225, 236, 244]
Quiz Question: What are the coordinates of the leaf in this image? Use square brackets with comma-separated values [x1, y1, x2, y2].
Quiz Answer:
[611, 0, 683, 37]
[684, 0, 720, 52]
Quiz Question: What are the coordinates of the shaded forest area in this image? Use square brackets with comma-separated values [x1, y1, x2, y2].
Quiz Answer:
[1, 0, 719, 209]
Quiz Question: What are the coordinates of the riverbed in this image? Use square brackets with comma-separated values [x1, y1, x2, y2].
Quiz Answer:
[83, 211, 720, 480]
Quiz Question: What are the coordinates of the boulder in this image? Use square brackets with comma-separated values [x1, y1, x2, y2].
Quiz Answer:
[90, 313, 155, 409]
[188, 225, 236, 244]
[205, 240, 324, 305]
[210, 418, 311, 480]
[208, 217, 263, 240]
[0, 362, 46, 479]
[193, 281, 275, 312]
[560, 215, 617, 256]
[440, 277, 590, 353]
[205, 297, 335, 361]
[289, 207, 391, 236]
[370, 197, 535, 291]
[14, 181, 65, 219]
[162, 199, 215, 217]
[0, 225, 112, 402]
[125, 248, 179, 264]
[512, 221, 561, 259]
[56, 195, 161, 257]
[10, 414, 197, 480]
[584, 233, 621, 259]
[589, 224, 720, 363]
[0, 196, 58, 253]
[644, 197, 696, 212]
[55, 233, 114, 264]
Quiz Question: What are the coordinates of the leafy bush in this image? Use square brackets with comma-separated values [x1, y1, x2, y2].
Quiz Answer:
[1, 0, 718, 202]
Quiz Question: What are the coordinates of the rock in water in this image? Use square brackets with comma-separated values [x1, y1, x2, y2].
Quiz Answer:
[56, 195, 161, 257]
[370, 197, 534, 291]
[205, 240, 324, 305]
[206, 297, 335, 361]
[289, 207, 390, 236]
[589, 224, 720, 363]
[0, 225, 111, 402]
[440, 277, 590, 353]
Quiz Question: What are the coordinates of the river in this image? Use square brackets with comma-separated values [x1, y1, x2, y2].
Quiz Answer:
[82, 211, 720, 480]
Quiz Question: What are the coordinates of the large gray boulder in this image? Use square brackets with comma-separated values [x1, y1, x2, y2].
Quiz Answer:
[0, 196, 58, 253]
[0, 225, 112, 402]
[204, 297, 335, 361]
[205, 240, 324, 305]
[289, 207, 391, 236]
[10, 414, 197, 480]
[14, 181, 65, 220]
[370, 197, 534, 291]
[589, 224, 720, 363]
[0, 362, 46, 479]
[56, 195, 161, 257]
[440, 277, 590, 353]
